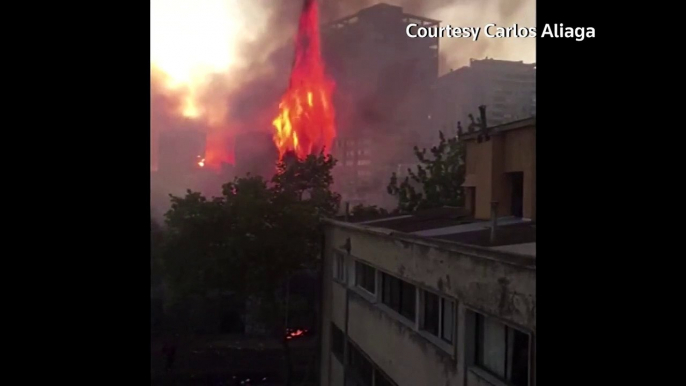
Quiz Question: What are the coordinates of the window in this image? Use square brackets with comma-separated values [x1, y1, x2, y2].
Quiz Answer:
[346, 340, 398, 386]
[331, 323, 344, 361]
[348, 344, 373, 386]
[357, 159, 371, 166]
[355, 261, 376, 294]
[422, 291, 439, 336]
[334, 252, 345, 282]
[441, 298, 455, 343]
[475, 314, 530, 386]
[381, 272, 416, 321]
[421, 291, 455, 344]
[374, 370, 397, 386]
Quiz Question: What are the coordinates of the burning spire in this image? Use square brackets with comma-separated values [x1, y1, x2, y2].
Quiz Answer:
[272, 0, 336, 160]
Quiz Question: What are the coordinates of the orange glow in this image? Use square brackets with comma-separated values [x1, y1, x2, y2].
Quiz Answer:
[272, 0, 336, 160]
[285, 328, 308, 340]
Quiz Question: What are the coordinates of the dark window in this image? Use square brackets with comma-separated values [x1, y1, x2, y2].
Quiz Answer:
[422, 291, 439, 336]
[374, 370, 397, 386]
[348, 344, 373, 386]
[334, 252, 345, 281]
[475, 314, 530, 386]
[441, 298, 455, 343]
[509, 172, 524, 218]
[355, 261, 376, 294]
[381, 273, 416, 321]
[331, 323, 344, 360]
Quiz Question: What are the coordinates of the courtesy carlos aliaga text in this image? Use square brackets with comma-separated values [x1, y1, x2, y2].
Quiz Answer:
[406, 23, 596, 42]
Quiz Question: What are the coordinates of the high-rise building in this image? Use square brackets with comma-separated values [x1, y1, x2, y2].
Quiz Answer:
[432, 58, 536, 139]
[322, 3, 439, 207]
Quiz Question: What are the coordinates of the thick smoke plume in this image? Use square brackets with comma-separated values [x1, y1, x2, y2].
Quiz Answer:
[150, 0, 535, 214]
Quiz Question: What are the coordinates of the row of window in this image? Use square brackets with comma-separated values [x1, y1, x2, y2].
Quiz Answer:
[344, 149, 372, 156]
[335, 257, 456, 345]
[331, 323, 397, 386]
[344, 159, 372, 166]
[337, 139, 374, 148]
[333, 253, 531, 386]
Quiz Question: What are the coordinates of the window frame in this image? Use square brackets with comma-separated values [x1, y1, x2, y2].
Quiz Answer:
[354, 260, 377, 295]
[474, 312, 531, 386]
[333, 251, 346, 283]
[330, 322, 344, 363]
[380, 272, 417, 323]
[418, 289, 457, 353]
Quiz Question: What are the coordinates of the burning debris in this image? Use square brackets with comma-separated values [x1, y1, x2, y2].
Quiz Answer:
[285, 328, 308, 340]
[272, 0, 336, 160]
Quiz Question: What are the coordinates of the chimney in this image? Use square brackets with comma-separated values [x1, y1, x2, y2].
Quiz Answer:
[490, 201, 499, 244]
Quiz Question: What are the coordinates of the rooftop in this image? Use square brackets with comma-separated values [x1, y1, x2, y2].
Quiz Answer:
[336, 206, 536, 258]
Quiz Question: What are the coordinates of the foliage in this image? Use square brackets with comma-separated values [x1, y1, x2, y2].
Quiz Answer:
[387, 131, 465, 213]
[157, 151, 339, 319]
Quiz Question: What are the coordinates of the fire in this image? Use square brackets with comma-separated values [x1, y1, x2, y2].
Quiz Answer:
[285, 328, 308, 340]
[272, 0, 336, 160]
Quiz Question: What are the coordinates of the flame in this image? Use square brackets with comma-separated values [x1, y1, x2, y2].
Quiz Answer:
[285, 328, 308, 340]
[272, 0, 336, 160]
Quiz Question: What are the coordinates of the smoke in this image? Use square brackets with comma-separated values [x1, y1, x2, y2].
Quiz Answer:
[320, 0, 535, 74]
[150, 0, 535, 212]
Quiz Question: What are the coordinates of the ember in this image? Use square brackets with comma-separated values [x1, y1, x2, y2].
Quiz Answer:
[285, 328, 308, 340]
[272, 0, 336, 160]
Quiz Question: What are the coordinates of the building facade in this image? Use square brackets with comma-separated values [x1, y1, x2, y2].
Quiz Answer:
[432, 59, 536, 140]
[320, 218, 536, 386]
[319, 119, 536, 386]
[323, 3, 439, 208]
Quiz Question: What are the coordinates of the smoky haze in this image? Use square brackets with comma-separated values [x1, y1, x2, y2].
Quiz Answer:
[150, 0, 535, 215]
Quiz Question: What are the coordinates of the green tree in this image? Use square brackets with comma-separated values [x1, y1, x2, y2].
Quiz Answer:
[157, 151, 340, 385]
[387, 131, 465, 213]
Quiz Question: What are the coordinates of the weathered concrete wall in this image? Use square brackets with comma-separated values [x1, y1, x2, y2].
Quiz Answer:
[320, 232, 334, 386]
[319, 222, 536, 386]
[327, 225, 536, 330]
[467, 369, 499, 386]
[347, 291, 460, 386]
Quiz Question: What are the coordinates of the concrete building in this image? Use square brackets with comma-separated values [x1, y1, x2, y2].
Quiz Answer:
[323, 3, 439, 208]
[319, 119, 536, 386]
[432, 59, 536, 141]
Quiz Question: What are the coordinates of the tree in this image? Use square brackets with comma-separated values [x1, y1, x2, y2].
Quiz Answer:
[387, 131, 465, 213]
[157, 151, 340, 385]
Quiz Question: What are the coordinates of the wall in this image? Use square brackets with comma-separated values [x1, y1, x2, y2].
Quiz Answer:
[503, 128, 536, 220]
[463, 124, 536, 220]
[320, 222, 536, 386]
[464, 139, 494, 220]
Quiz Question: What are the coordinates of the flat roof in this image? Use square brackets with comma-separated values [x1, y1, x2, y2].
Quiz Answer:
[336, 206, 536, 257]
